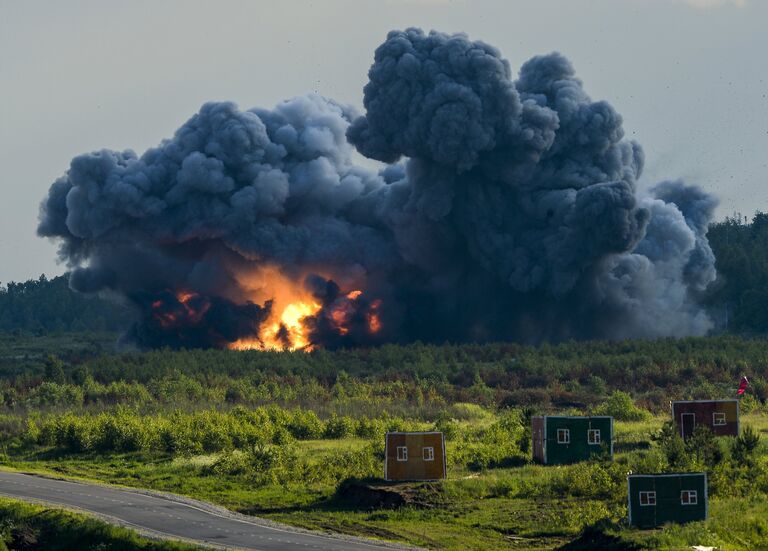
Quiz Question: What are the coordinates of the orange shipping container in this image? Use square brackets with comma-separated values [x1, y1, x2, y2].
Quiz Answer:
[384, 432, 446, 481]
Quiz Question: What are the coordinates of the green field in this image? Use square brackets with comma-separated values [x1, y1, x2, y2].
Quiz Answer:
[0, 334, 767, 549]
[0, 497, 203, 551]
[1, 414, 767, 549]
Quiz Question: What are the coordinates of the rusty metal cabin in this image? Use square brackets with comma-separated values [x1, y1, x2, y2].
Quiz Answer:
[384, 432, 446, 482]
[671, 400, 739, 439]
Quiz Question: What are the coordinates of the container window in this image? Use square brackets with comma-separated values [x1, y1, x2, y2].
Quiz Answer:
[639, 491, 656, 506]
[588, 429, 601, 444]
[396, 446, 408, 462]
[423, 447, 434, 461]
[713, 412, 726, 426]
[681, 490, 698, 505]
[557, 428, 570, 444]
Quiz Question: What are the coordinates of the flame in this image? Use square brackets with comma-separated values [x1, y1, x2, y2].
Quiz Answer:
[177, 291, 195, 303]
[229, 266, 321, 351]
[149, 266, 383, 351]
[150, 291, 211, 329]
[367, 299, 382, 333]
[327, 290, 365, 336]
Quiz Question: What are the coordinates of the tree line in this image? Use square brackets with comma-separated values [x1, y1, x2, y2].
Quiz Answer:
[0, 275, 130, 333]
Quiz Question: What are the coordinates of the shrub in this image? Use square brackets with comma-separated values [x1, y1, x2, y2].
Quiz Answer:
[286, 409, 324, 440]
[551, 462, 625, 500]
[685, 425, 726, 469]
[246, 442, 299, 486]
[208, 450, 251, 476]
[28, 383, 84, 408]
[224, 386, 244, 404]
[622, 448, 668, 474]
[732, 425, 761, 467]
[453, 415, 526, 471]
[271, 426, 293, 445]
[158, 418, 201, 455]
[433, 417, 461, 441]
[315, 446, 380, 483]
[324, 414, 354, 439]
[355, 417, 386, 440]
[448, 403, 493, 422]
[38, 414, 93, 453]
[93, 411, 149, 452]
[652, 421, 690, 470]
[739, 394, 762, 414]
[592, 391, 650, 421]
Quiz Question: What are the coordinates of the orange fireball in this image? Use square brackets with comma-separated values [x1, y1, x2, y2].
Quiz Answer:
[228, 266, 322, 351]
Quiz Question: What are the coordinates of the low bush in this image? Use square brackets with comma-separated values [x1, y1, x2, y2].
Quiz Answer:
[592, 391, 651, 421]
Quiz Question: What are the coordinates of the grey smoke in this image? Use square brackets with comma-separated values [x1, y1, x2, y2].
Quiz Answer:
[38, 28, 718, 348]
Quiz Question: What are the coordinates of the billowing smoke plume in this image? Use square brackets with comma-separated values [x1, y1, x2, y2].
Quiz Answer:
[38, 28, 718, 349]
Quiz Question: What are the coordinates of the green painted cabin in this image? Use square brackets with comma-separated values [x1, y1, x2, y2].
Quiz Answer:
[628, 473, 708, 528]
[531, 416, 613, 465]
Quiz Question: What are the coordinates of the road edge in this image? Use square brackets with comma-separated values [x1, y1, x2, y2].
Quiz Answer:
[0, 468, 425, 551]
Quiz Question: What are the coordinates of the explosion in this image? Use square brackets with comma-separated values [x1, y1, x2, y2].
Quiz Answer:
[143, 264, 382, 350]
[38, 28, 718, 350]
[231, 301, 320, 351]
[228, 266, 322, 350]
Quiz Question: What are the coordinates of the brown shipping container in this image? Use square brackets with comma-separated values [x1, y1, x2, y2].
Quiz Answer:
[385, 432, 446, 481]
[671, 400, 739, 438]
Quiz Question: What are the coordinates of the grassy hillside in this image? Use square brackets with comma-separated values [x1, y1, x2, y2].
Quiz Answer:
[1, 412, 766, 550]
[0, 336, 766, 549]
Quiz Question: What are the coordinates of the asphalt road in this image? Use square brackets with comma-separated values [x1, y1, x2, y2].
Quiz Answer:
[0, 471, 411, 551]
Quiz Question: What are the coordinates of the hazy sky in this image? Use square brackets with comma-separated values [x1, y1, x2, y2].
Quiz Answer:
[1, 0, 766, 283]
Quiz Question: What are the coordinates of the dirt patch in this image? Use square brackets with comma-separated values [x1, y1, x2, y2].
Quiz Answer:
[334, 478, 446, 510]
[556, 525, 643, 551]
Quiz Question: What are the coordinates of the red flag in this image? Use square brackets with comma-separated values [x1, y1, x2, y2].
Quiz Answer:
[737, 376, 749, 396]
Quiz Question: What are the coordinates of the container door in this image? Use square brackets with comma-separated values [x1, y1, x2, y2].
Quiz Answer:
[682, 413, 696, 439]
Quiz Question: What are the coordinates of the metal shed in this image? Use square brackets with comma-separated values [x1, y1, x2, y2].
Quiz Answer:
[384, 431, 447, 481]
[671, 399, 739, 439]
[628, 473, 708, 528]
[532, 416, 613, 465]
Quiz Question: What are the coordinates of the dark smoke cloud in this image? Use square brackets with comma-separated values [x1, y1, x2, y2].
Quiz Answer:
[39, 28, 718, 348]
[128, 291, 272, 350]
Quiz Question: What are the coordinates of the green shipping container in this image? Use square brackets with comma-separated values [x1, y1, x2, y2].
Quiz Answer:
[628, 473, 708, 528]
[532, 416, 613, 464]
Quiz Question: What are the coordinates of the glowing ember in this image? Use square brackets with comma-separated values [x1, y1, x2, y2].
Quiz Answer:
[177, 291, 195, 303]
[321, 289, 363, 336]
[367, 299, 382, 333]
[149, 291, 211, 329]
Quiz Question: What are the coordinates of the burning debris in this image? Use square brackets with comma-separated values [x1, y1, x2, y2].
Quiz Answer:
[38, 28, 717, 350]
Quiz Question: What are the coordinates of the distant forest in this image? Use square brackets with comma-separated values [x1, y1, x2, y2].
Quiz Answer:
[0, 274, 131, 333]
[706, 211, 768, 332]
[2, 212, 768, 336]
